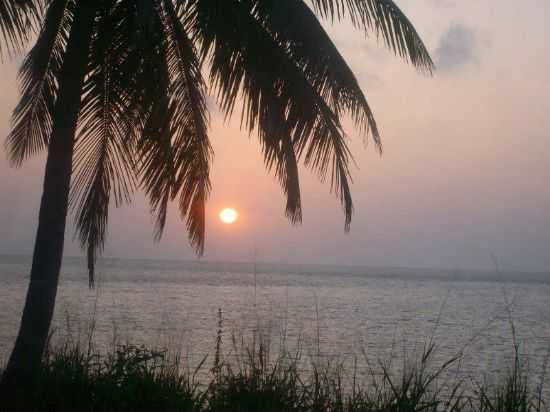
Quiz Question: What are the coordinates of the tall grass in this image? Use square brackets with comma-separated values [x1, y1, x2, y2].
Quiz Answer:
[2, 310, 547, 412]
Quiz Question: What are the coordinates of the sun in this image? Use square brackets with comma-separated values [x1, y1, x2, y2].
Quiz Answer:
[219, 208, 238, 224]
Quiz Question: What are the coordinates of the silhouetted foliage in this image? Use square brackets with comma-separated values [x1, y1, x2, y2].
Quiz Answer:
[2, 329, 546, 412]
[0, 0, 433, 390]
[3, 0, 433, 282]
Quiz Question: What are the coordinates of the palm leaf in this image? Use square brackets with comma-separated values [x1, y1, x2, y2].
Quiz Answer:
[0, 0, 42, 60]
[258, 99, 302, 223]
[6, 0, 71, 166]
[161, 0, 212, 254]
[133, 1, 180, 243]
[309, 0, 434, 72]
[195, 0, 354, 228]
[253, 0, 381, 148]
[136, 0, 212, 255]
[139, 85, 175, 243]
[70, 1, 138, 286]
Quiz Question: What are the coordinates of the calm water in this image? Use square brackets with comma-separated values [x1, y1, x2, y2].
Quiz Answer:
[1, 255, 550, 389]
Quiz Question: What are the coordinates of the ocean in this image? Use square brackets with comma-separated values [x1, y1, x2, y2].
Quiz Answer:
[1, 255, 549, 390]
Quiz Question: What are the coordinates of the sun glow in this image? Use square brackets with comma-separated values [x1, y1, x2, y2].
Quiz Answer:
[219, 208, 238, 224]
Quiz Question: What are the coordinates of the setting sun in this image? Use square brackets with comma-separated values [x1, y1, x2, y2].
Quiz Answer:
[219, 208, 238, 224]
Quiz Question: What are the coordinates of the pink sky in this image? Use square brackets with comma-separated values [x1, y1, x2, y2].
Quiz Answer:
[1, 0, 549, 271]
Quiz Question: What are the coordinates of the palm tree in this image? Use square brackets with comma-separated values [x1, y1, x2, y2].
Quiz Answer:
[1, 0, 433, 390]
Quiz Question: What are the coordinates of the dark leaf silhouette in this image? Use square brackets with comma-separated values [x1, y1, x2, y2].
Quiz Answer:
[6, 0, 70, 165]
[0, 0, 42, 60]
[3, 0, 432, 282]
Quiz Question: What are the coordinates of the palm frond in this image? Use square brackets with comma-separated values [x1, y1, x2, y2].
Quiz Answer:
[70, 2, 138, 287]
[133, 2, 179, 244]
[195, 0, 353, 229]
[137, 0, 212, 255]
[247, 87, 302, 223]
[139, 89, 175, 244]
[6, 0, 71, 166]
[309, 0, 434, 72]
[259, 108, 302, 223]
[161, 0, 212, 254]
[0, 0, 43, 60]
[253, 0, 381, 149]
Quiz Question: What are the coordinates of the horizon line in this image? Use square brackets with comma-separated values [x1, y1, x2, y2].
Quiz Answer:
[1, 253, 549, 276]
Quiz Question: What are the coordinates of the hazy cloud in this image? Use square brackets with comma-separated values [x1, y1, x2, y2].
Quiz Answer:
[435, 24, 478, 72]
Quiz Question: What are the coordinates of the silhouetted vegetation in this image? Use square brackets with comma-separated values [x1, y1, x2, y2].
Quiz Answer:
[2, 314, 547, 412]
[1, 0, 434, 385]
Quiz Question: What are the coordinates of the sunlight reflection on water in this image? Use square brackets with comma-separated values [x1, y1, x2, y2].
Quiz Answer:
[1, 256, 549, 392]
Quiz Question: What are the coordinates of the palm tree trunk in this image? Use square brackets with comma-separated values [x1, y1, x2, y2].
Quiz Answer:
[1, 0, 96, 393]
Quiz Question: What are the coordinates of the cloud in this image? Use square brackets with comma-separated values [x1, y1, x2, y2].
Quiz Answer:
[435, 24, 479, 72]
